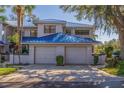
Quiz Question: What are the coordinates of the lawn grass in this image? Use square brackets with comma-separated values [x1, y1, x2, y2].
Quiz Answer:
[0, 68, 17, 76]
[100, 67, 119, 75]
[100, 61, 124, 76]
[100, 66, 124, 76]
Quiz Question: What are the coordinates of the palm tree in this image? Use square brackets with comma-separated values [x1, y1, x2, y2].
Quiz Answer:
[60, 5, 124, 59]
[0, 6, 7, 22]
[11, 5, 35, 64]
[0, 6, 7, 66]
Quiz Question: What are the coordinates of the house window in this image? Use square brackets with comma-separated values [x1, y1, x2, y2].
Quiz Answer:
[44, 25, 56, 33]
[65, 29, 71, 34]
[75, 30, 89, 35]
[30, 30, 37, 37]
[21, 44, 29, 55]
[9, 44, 29, 55]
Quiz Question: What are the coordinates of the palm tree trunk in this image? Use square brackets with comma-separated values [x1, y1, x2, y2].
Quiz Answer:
[17, 6, 21, 64]
[118, 30, 124, 60]
[18, 12, 24, 64]
[18, 31, 21, 64]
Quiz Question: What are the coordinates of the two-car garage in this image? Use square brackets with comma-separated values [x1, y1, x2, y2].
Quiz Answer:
[34, 45, 92, 65]
[10, 33, 99, 65]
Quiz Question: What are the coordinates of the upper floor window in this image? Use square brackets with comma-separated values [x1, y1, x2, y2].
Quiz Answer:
[21, 44, 29, 55]
[65, 29, 71, 34]
[44, 25, 56, 33]
[75, 30, 89, 35]
[30, 30, 37, 37]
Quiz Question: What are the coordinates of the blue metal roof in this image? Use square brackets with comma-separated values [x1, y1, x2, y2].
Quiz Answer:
[22, 33, 100, 44]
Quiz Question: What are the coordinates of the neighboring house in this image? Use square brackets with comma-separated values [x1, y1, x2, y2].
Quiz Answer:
[0, 19, 104, 65]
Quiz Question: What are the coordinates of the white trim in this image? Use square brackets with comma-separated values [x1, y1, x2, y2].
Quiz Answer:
[21, 42, 98, 45]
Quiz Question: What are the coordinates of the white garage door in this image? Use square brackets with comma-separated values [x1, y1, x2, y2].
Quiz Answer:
[35, 47, 56, 64]
[66, 47, 87, 64]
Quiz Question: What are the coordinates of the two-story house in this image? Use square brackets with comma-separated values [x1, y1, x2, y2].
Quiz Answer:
[0, 19, 101, 65]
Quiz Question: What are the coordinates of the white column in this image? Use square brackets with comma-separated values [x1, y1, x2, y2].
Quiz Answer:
[86, 46, 93, 64]
[37, 24, 44, 37]
[28, 45, 34, 64]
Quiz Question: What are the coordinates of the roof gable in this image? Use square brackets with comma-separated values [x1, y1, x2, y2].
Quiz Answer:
[22, 33, 100, 44]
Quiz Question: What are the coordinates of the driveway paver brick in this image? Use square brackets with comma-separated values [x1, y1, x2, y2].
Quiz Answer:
[0, 65, 124, 87]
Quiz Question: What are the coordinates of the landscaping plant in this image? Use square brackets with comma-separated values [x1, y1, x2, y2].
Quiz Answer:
[93, 54, 99, 65]
[105, 46, 113, 58]
[56, 55, 64, 66]
[105, 46, 115, 67]
[117, 61, 124, 75]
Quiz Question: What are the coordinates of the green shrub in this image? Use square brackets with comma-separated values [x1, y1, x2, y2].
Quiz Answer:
[56, 55, 64, 66]
[93, 54, 99, 65]
[113, 56, 120, 67]
[106, 57, 114, 67]
[105, 56, 120, 68]
[117, 61, 124, 75]
[118, 61, 124, 69]
[105, 46, 113, 58]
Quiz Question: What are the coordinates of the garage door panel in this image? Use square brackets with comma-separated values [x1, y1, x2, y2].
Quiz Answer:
[35, 47, 56, 64]
[36, 54, 56, 58]
[66, 47, 86, 64]
[36, 59, 56, 64]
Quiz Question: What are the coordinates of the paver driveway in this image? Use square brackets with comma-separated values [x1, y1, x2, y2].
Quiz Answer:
[0, 65, 124, 88]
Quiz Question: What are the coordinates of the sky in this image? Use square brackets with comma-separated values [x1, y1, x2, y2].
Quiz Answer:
[5, 5, 118, 43]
